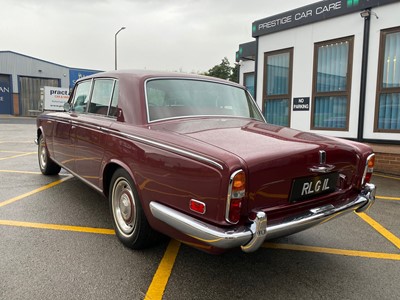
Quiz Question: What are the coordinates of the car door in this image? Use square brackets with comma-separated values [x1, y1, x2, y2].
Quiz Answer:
[52, 80, 93, 172]
[73, 78, 118, 188]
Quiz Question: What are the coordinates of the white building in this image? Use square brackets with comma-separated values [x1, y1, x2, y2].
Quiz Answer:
[238, 0, 400, 174]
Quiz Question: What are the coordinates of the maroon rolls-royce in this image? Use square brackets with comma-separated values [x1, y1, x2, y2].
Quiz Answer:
[36, 70, 376, 253]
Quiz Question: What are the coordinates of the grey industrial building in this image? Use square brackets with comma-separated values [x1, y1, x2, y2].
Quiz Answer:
[0, 51, 100, 116]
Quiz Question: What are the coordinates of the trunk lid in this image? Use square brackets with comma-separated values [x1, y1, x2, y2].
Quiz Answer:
[152, 118, 366, 214]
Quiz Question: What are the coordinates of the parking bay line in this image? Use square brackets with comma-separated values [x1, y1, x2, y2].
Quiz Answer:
[374, 173, 400, 181]
[376, 196, 400, 201]
[145, 239, 181, 300]
[263, 243, 400, 261]
[357, 212, 400, 250]
[0, 175, 72, 208]
[0, 170, 44, 175]
[0, 152, 36, 161]
[0, 150, 34, 154]
[0, 219, 115, 235]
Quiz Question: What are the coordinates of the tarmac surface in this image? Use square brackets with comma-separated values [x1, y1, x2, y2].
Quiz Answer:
[0, 116, 399, 300]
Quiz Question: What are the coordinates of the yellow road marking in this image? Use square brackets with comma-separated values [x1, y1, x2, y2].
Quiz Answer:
[0, 150, 33, 154]
[0, 170, 71, 176]
[0, 170, 42, 175]
[0, 141, 33, 144]
[0, 152, 36, 161]
[357, 213, 400, 250]
[263, 243, 400, 260]
[0, 175, 72, 208]
[374, 173, 400, 181]
[145, 239, 181, 300]
[376, 196, 400, 201]
[0, 220, 115, 235]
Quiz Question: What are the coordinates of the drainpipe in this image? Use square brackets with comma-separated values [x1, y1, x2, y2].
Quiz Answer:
[357, 9, 372, 142]
[254, 37, 259, 102]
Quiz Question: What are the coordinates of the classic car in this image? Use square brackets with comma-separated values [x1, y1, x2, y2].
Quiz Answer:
[35, 70, 376, 254]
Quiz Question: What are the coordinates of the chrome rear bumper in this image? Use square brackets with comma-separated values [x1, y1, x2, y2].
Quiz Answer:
[149, 183, 376, 253]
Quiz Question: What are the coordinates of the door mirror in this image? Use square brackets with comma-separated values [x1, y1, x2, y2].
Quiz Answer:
[63, 102, 71, 112]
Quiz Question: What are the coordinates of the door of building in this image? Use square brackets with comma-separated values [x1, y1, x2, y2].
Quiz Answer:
[0, 74, 12, 115]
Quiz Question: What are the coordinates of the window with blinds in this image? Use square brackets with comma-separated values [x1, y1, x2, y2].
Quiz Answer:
[263, 48, 293, 127]
[311, 37, 353, 130]
[243, 72, 255, 98]
[375, 27, 400, 132]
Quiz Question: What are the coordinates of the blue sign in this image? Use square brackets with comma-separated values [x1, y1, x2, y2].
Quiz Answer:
[69, 69, 101, 89]
[0, 75, 12, 114]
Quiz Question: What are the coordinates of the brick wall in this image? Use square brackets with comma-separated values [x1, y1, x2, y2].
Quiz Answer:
[375, 152, 400, 175]
[367, 144, 400, 176]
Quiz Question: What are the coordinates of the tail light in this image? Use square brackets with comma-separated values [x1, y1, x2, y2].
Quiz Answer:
[226, 170, 246, 224]
[362, 154, 375, 185]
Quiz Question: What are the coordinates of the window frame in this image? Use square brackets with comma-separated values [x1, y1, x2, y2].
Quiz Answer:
[87, 78, 118, 117]
[374, 26, 400, 133]
[70, 79, 93, 114]
[262, 47, 293, 127]
[70, 78, 118, 118]
[310, 36, 354, 131]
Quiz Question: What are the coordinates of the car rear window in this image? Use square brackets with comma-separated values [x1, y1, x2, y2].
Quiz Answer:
[146, 79, 263, 122]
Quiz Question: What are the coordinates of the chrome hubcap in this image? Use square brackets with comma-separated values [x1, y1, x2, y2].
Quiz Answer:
[39, 138, 47, 169]
[112, 178, 136, 236]
[120, 193, 132, 222]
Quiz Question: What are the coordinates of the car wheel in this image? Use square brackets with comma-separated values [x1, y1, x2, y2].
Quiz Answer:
[38, 134, 61, 175]
[109, 168, 156, 249]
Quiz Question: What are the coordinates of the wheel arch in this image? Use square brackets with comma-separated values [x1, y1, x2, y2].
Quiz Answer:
[102, 160, 137, 199]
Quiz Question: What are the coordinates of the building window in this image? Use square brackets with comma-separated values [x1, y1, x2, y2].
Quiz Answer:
[375, 27, 400, 132]
[311, 37, 353, 130]
[243, 72, 255, 98]
[263, 48, 293, 127]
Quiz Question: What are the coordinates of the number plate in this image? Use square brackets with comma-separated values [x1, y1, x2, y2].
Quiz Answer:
[289, 172, 339, 203]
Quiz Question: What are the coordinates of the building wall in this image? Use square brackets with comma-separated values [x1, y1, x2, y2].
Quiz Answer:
[256, 12, 364, 139]
[363, 4, 400, 141]
[255, 2, 400, 143]
[239, 60, 255, 86]
[0, 52, 69, 92]
[0, 51, 71, 116]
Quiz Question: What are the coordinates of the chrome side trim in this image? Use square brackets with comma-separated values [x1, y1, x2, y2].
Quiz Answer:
[48, 158, 103, 195]
[109, 130, 224, 170]
[149, 183, 376, 253]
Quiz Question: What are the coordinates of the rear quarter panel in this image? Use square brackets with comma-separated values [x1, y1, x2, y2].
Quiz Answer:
[101, 124, 238, 228]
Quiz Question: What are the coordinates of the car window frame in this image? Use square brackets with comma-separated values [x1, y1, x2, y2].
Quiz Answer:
[69, 79, 94, 114]
[69, 77, 119, 119]
[86, 78, 118, 118]
[144, 77, 265, 123]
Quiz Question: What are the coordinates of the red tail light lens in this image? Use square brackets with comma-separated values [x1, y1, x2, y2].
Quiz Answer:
[226, 170, 246, 224]
[189, 199, 206, 214]
[228, 199, 242, 224]
[362, 154, 375, 185]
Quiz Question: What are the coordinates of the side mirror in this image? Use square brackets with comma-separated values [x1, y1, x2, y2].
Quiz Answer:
[63, 102, 71, 112]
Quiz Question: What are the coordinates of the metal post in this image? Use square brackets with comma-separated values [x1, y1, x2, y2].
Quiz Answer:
[115, 27, 126, 70]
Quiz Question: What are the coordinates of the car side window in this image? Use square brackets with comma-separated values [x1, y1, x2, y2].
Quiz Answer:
[71, 80, 92, 113]
[88, 79, 115, 115]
